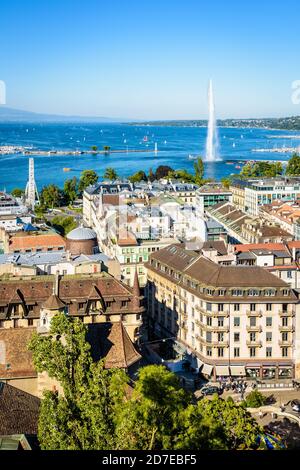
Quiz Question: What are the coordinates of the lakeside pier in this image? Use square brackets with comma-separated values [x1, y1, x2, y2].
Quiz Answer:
[0, 145, 158, 157]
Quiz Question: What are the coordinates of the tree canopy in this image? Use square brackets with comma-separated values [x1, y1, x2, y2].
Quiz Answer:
[104, 167, 118, 181]
[29, 313, 263, 451]
[78, 170, 99, 193]
[50, 215, 77, 236]
[11, 188, 25, 198]
[63, 177, 78, 205]
[40, 184, 63, 209]
[128, 170, 148, 183]
[286, 153, 300, 176]
[240, 161, 283, 178]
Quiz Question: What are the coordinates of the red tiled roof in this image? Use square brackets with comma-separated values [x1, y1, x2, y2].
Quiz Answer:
[9, 233, 66, 251]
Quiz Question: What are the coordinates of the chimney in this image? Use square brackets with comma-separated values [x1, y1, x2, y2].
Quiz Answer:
[54, 271, 60, 296]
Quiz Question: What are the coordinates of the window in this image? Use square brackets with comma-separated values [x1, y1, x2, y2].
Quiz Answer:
[266, 304, 272, 311]
[207, 317, 212, 326]
[282, 317, 288, 327]
[282, 332, 288, 342]
[266, 332, 272, 342]
[250, 347, 256, 358]
[217, 348, 224, 357]
[234, 347, 240, 358]
[234, 317, 240, 327]
[234, 333, 240, 342]
[250, 304, 256, 312]
[121, 301, 128, 308]
[206, 347, 212, 357]
[249, 289, 259, 296]
[287, 271, 292, 279]
[234, 304, 240, 311]
[218, 317, 224, 327]
[218, 304, 224, 312]
[206, 332, 212, 343]
[206, 303, 212, 312]
[218, 333, 224, 342]
[266, 347, 272, 357]
[28, 319, 34, 326]
[232, 289, 243, 297]
[250, 332, 256, 342]
[266, 317, 272, 327]
[79, 302, 85, 310]
[250, 317, 257, 327]
[282, 347, 289, 358]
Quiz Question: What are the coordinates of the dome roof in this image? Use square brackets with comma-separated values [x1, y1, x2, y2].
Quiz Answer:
[67, 227, 97, 241]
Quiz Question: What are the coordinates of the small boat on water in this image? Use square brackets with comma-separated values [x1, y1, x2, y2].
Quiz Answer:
[188, 154, 198, 160]
[235, 165, 241, 169]
[143, 136, 148, 142]
[63, 168, 71, 172]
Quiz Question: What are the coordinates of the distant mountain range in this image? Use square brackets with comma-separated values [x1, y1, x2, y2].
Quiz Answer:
[1, 107, 300, 130]
[0, 106, 126, 123]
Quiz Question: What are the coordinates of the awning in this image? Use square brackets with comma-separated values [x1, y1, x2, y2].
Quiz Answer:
[202, 364, 213, 376]
[197, 359, 204, 369]
[230, 366, 246, 377]
[215, 365, 230, 376]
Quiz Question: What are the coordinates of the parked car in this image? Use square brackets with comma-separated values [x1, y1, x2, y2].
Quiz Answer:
[291, 400, 300, 412]
[201, 385, 222, 396]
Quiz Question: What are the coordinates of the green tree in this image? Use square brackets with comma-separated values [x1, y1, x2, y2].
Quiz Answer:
[243, 390, 267, 409]
[50, 215, 77, 236]
[103, 146, 111, 155]
[11, 188, 25, 198]
[78, 170, 99, 193]
[63, 177, 78, 205]
[128, 171, 148, 183]
[104, 167, 118, 181]
[240, 161, 283, 178]
[28, 313, 128, 450]
[286, 153, 300, 176]
[114, 365, 189, 450]
[193, 157, 205, 184]
[176, 396, 262, 450]
[91, 146, 98, 152]
[221, 177, 231, 189]
[155, 165, 174, 180]
[40, 184, 63, 209]
[148, 168, 155, 182]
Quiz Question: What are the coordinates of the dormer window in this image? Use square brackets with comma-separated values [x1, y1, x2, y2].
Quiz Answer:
[232, 289, 243, 297]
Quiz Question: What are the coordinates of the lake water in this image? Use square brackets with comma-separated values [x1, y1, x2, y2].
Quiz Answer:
[0, 122, 300, 191]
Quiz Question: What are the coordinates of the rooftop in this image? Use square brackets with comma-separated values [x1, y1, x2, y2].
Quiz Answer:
[0, 383, 40, 436]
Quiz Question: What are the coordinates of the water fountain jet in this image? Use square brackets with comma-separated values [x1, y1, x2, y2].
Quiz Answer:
[205, 79, 220, 162]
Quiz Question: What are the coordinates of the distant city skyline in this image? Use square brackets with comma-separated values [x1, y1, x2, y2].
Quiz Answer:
[1, 0, 300, 120]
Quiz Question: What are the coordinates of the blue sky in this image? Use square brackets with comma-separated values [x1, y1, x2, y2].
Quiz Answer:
[0, 0, 300, 119]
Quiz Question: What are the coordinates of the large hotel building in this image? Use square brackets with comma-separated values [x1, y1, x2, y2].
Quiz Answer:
[146, 244, 300, 381]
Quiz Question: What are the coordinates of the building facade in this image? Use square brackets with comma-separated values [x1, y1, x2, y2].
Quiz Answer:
[146, 244, 300, 381]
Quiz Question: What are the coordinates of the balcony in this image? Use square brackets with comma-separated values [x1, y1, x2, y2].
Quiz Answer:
[279, 326, 295, 333]
[196, 337, 229, 348]
[246, 325, 263, 333]
[246, 340, 262, 347]
[279, 311, 295, 318]
[246, 311, 263, 317]
[279, 341, 293, 347]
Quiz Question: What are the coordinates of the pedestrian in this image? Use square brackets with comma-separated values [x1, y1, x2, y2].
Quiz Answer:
[258, 411, 263, 419]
